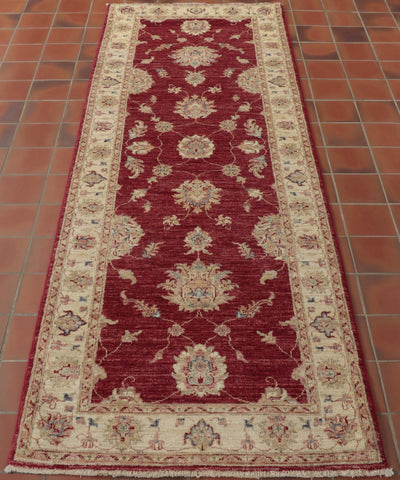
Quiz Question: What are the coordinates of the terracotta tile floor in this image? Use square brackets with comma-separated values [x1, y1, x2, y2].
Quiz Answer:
[0, 0, 399, 477]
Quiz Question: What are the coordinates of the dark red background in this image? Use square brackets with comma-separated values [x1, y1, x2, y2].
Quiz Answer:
[95, 19, 304, 405]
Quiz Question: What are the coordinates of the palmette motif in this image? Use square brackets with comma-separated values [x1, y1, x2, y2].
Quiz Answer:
[8, 3, 388, 477]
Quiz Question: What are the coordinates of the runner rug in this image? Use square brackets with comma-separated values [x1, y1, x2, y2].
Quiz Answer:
[7, 3, 391, 478]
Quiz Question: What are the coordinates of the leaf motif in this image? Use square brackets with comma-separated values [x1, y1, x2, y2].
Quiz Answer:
[125, 156, 144, 179]
[238, 102, 251, 112]
[244, 119, 263, 138]
[233, 242, 254, 260]
[257, 330, 277, 344]
[154, 43, 173, 52]
[100, 314, 118, 327]
[249, 156, 267, 179]
[143, 200, 152, 212]
[141, 56, 154, 64]
[139, 103, 153, 114]
[156, 68, 168, 78]
[118, 269, 137, 285]
[279, 316, 298, 331]
[133, 300, 160, 318]
[128, 121, 147, 140]
[168, 85, 182, 94]
[244, 200, 251, 212]
[150, 350, 163, 363]
[142, 242, 164, 259]
[260, 270, 278, 284]
[236, 56, 249, 64]
[121, 329, 142, 343]
[131, 189, 147, 202]
[223, 68, 235, 78]
[163, 215, 180, 228]
[120, 290, 129, 305]
[247, 188, 263, 201]
[215, 214, 232, 228]
[208, 85, 222, 94]
[238, 140, 263, 154]
[127, 141, 154, 155]
[147, 176, 158, 185]
[237, 301, 261, 318]
[236, 350, 249, 363]
[238, 296, 274, 318]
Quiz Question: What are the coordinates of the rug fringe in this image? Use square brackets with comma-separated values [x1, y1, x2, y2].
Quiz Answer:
[4, 465, 394, 478]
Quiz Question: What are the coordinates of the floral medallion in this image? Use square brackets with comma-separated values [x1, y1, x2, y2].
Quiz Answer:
[154, 121, 173, 133]
[38, 413, 73, 446]
[259, 415, 295, 450]
[184, 419, 221, 450]
[170, 46, 220, 68]
[220, 119, 237, 132]
[324, 415, 357, 446]
[152, 163, 172, 177]
[177, 135, 215, 159]
[185, 70, 206, 86]
[173, 344, 228, 397]
[222, 163, 241, 177]
[173, 179, 221, 214]
[181, 20, 211, 36]
[159, 260, 236, 312]
[108, 416, 142, 448]
[174, 95, 216, 119]
[184, 227, 213, 255]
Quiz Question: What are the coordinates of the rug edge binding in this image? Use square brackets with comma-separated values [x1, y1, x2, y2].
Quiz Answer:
[4, 465, 394, 478]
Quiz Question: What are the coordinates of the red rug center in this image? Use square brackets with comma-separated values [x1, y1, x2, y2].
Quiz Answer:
[94, 18, 304, 405]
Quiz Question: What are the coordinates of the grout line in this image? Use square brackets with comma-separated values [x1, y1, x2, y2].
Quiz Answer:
[373, 360, 400, 363]
[0, 272, 47, 275]
[6, 312, 53, 316]
[1, 359, 27, 363]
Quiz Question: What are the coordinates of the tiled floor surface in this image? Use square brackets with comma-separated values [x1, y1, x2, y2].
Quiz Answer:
[0, 0, 399, 478]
